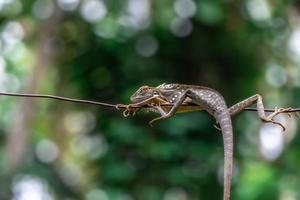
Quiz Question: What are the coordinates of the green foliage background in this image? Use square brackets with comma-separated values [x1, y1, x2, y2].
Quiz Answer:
[0, 0, 300, 199]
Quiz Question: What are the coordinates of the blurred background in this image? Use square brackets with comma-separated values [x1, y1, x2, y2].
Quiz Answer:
[0, 0, 300, 199]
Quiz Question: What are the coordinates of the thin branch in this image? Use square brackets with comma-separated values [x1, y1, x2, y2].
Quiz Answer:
[0, 92, 116, 107]
[0, 92, 299, 113]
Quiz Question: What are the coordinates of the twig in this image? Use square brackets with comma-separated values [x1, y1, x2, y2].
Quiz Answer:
[0, 92, 116, 107]
[0, 92, 299, 113]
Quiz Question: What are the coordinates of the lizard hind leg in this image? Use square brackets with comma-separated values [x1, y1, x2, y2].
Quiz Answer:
[228, 94, 291, 131]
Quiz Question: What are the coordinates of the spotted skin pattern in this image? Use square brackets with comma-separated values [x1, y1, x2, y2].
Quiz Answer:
[129, 83, 288, 200]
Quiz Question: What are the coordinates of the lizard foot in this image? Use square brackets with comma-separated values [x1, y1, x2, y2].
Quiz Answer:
[115, 104, 131, 117]
[123, 107, 131, 117]
[123, 105, 135, 117]
[148, 119, 155, 127]
[267, 120, 286, 131]
[148, 103, 170, 127]
[267, 107, 293, 121]
[261, 107, 293, 131]
[116, 104, 140, 117]
[149, 116, 165, 127]
[148, 115, 161, 127]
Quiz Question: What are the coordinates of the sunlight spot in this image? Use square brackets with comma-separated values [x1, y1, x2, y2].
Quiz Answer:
[265, 63, 287, 88]
[246, 0, 271, 22]
[0, 56, 20, 92]
[1, 21, 24, 47]
[279, 189, 296, 200]
[127, 0, 149, 18]
[0, 56, 6, 70]
[174, 0, 197, 18]
[80, 0, 107, 23]
[0, 38, 3, 50]
[36, 139, 59, 163]
[64, 111, 96, 134]
[85, 189, 108, 200]
[12, 175, 53, 200]
[0, 0, 13, 11]
[135, 35, 159, 57]
[126, 0, 151, 29]
[288, 28, 300, 60]
[59, 163, 82, 186]
[164, 188, 187, 200]
[3, 73, 20, 92]
[57, 0, 79, 11]
[117, 193, 133, 200]
[259, 116, 285, 161]
[70, 134, 108, 159]
[32, 0, 54, 19]
[117, 16, 138, 33]
[170, 17, 193, 37]
[282, 116, 297, 144]
[93, 17, 117, 39]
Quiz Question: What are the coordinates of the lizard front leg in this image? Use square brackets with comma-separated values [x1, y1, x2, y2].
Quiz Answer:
[116, 96, 164, 117]
[228, 94, 291, 131]
[148, 92, 188, 126]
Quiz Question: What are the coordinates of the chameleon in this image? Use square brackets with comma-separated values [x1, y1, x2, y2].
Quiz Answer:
[122, 83, 290, 200]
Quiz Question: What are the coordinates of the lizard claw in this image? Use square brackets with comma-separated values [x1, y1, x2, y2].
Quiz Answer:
[115, 104, 130, 117]
[122, 105, 134, 117]
[269, 120, 286, 131]
[213, 124, 221, 131]
[117, 104, 140, 117]
[148, 118, 158, 127]
[262, 117, 286, 131]
[115, 104, 123, 110]
[268, 107, 293, 121]
[260, 107, 293, 131]
[123, 108, 131, 117]
[148, 121, 154, 127]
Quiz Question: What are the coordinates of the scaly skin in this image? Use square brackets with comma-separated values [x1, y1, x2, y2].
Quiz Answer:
[127, 83, 288, 200]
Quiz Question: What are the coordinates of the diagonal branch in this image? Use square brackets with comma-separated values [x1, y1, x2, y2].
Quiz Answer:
[0, 92, 299, 113]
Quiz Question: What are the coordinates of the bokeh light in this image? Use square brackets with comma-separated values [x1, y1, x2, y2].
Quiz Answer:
[85, 189, 108, 200]
[259, 116, 285, 161]
[80, 0, 107, 23]
[57, 0, 79, 11]
[173, 0, 197, 18]
[126, 0, 151, 30]
[245, 0, 271, 22]
[32, 0, 54, 19]
[12, 175, 53, 200]
[135, 35, 159, 57]
[35, 139, 59, 163]
[170, 17, 193, 37]
[164, 188, 188, 200]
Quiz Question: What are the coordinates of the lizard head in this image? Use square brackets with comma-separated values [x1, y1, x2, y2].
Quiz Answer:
[130, 83, 182, 104]
[130, 85, 159, 103]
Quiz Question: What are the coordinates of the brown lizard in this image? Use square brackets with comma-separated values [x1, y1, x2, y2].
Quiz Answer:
[124, 83, 290, 200]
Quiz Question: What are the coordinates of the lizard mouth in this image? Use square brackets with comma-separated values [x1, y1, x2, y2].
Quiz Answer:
[130, 95, 151, 103]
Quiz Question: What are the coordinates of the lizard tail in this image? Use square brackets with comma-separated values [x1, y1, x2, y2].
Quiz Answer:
[216, 111, 233, 200]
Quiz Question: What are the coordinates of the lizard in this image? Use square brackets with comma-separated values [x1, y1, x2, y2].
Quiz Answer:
[122, 83, 290, 200]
